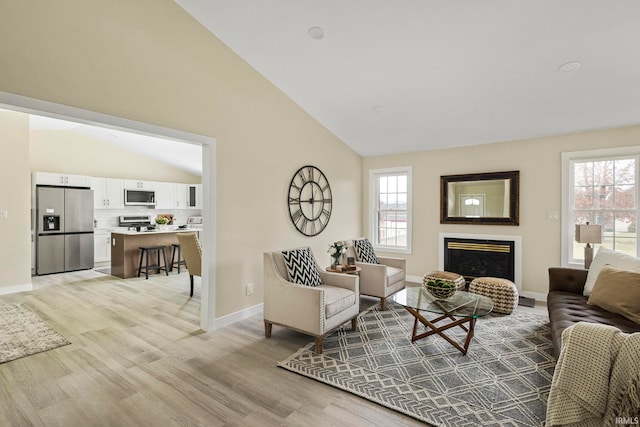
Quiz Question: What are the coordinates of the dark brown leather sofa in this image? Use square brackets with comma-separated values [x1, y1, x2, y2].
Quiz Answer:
[547, 267, 640, 358]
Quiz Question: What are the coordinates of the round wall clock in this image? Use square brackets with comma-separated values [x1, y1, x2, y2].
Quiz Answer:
[288, 165, 332, 236]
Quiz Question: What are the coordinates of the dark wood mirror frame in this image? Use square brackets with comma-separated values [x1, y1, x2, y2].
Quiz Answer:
[440, 170, 520, 225]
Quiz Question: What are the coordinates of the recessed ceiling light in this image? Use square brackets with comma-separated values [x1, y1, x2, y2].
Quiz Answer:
[308, 26, 324, 40]
[559, 61, 581, 73]
[372, 106, 384, 114]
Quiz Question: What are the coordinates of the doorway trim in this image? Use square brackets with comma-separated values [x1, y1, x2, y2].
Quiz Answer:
[0, 91, 217, 331]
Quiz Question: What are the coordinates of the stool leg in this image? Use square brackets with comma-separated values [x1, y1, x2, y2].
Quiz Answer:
[170, 246, 176, 273]
[145, 250, 150, 280]
[138, 249, 144, 278]
[177, 246, 182, 274]
[162, 248, 169, 276]
[190, 274, 194, 297]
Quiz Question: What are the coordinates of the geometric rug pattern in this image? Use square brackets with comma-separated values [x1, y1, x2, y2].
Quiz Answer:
[279, 301, 554, 427]
[0, 302, 71, 364]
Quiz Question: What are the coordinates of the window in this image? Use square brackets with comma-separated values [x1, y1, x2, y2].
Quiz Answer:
[563, 147, 640, 265]
[370, 167, 412, 253]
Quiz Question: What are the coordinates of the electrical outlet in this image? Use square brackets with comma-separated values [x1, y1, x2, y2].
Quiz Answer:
[0, 210, 7, 220]
[547, 211, 559, 221]
[246, 283, 254, 296]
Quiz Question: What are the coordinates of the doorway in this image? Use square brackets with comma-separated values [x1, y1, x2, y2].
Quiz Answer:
[0, 91, 217, 331]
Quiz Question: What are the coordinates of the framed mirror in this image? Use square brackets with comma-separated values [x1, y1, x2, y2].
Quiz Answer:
[440, 171, 519, 225]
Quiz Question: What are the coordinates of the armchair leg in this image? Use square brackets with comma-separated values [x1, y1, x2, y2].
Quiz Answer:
[264, 320, 272, 338]
[380, 297, 387, 311]
[314, 336, 323, 354]
[189, 275, 194, 297]
[351, 317, 358, 331]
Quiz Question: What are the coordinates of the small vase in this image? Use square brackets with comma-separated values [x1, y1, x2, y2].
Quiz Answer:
[331, 257, 340, 269]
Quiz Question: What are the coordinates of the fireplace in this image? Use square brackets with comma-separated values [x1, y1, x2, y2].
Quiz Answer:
[439, 233, 522, 291]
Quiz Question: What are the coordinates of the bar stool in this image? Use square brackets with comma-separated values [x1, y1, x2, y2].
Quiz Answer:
[137, 246, 169, 279]
[170, 243, 186, 273]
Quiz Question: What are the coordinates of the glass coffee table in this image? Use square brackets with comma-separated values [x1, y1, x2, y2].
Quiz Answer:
[392, 286, 494, 355]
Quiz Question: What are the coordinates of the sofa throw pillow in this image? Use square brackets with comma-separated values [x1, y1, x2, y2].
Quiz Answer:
[354, 238, 379, 264]
[584, 246, 640, 296]
[281, 248, 322, 287]
[587, 264, 640, 324]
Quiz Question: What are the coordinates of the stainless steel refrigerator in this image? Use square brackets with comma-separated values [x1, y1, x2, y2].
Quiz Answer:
[36, 186, 94, 275]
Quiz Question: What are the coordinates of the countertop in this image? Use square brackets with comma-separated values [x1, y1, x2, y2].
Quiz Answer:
[110, 228, 198, 236]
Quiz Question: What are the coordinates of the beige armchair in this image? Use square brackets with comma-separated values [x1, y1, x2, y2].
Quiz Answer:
[263, 248, 360, 354]
[176, 232, 202, 297]
[341, 238, 406, 310]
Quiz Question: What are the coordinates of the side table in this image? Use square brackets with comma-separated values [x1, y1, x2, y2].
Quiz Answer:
[325, 266, 361, 275]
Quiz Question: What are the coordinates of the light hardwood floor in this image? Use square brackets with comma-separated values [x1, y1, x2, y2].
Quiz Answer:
[0, 270, 546, 426]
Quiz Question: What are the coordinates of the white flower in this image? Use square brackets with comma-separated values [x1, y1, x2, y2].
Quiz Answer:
[328, 246, 337, 255]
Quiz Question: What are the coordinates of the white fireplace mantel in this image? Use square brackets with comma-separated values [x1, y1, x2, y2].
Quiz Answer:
[438, 232, 522, 291]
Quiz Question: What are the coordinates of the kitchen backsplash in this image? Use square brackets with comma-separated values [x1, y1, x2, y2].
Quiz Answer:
[94, 208, 202, 229]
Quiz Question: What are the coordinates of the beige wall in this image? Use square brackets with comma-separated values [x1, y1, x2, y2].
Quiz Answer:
[30, 130, 200, 183]
[0, 111, 31, 292]
[0, 0, 362, 316]
[364, 125, 640, 297]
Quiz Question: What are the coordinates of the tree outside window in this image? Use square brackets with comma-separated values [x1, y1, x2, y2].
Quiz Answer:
[572, 157, 637, 259]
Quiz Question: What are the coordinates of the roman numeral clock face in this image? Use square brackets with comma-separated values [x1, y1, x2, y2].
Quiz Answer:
[288, 165, 332, 236]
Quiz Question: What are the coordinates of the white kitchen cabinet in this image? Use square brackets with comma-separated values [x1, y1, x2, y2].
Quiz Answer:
[154, 182, 176, 210]
[105, 178, 125, 209]
[91, 177, 124, 209]
[94, 231, 112, 263]
[156, 183, 191, 209]
[186, 184, 202, 209]
[176, 184, 188, 209]
[34, 172, 91, 188]
[123, 179, 155, 190]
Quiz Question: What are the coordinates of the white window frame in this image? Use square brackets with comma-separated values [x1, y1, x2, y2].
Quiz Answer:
[561, 146, 640, 267]
[369, 166, 412, 254]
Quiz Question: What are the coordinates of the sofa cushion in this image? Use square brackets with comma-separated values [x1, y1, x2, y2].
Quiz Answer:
[387, 266, 404, 286]
[318, 285, 356, 318]
[547, 290, 640, 358]
[588, 265, 640, 324]
[584, 247, 640, 296]
[281, 248, 321, 287]
[354, 238, 379, 264]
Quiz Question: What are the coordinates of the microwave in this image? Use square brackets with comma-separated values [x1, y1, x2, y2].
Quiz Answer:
[124, 189, 156, 206]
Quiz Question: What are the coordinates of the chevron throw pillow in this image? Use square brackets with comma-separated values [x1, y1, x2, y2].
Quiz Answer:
[282, 248, 322, 287]
[354, 239, 379, 264]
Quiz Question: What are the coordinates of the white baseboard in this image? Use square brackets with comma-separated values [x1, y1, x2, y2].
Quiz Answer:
[406, 275, 547, 303]
[0, 283, 33, 295]
[406, 275, 422, 284]
[519, 291, 547, 303]
[214, 303, 263, 329]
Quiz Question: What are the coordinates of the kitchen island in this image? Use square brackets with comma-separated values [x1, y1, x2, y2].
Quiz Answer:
[110, 229, 199, 279]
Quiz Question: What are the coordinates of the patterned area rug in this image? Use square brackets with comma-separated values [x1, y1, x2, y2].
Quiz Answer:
[0, 302, 71, 364]
[279, 302, 554, 427]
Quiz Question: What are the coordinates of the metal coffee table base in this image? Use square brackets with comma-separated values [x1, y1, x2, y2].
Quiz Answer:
[404, 306, 477, 355]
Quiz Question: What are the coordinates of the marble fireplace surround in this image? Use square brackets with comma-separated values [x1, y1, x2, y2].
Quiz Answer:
[438, 232, 522, 292]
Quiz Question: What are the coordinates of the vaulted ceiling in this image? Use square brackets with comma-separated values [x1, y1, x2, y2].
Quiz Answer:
[176, 0, 640, 157]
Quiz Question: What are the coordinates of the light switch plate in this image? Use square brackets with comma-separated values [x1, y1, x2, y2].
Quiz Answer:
[547, 211, 559, 221]
[0, 210, 7, 219]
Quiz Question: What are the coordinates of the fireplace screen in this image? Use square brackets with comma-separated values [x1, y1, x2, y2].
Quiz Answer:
[444, 238, 515, 283]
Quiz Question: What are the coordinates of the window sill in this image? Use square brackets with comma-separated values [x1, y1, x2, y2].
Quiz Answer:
[373, 245, 411, 255]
